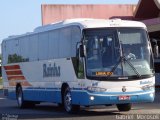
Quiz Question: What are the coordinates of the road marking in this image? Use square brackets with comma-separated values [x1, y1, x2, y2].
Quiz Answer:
[0, 98, 6, 100]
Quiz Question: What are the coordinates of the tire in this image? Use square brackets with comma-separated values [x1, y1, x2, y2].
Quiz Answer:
[116, 103, 132, 112]
[16, 86, 35, 108]
[63, 87, 80, 113]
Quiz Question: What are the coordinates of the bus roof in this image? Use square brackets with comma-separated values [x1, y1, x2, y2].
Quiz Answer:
[3, 18, 147, 41]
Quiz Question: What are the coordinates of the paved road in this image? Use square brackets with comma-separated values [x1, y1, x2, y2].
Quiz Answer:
[0, 90, 160, 120]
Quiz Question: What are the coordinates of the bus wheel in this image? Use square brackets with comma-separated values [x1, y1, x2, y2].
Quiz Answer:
[16, 86, 35, 108]
[16, 86, 26, 108]
[116, 103, 132, 112]
[63, 87, 80, 113]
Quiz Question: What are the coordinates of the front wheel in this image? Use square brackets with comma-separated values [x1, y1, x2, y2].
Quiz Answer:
[116, 103, 132, 111]
[63, 87, 80, 113]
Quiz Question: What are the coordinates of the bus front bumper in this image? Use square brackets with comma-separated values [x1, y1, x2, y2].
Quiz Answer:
[71, 90, 155, 106]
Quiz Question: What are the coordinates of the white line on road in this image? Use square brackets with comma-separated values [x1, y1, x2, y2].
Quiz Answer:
[0, 98, 6, 100]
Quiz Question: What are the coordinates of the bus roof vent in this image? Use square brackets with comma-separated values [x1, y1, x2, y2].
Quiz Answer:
[109, 18, 122, 22]
[109, 18, 122, 27]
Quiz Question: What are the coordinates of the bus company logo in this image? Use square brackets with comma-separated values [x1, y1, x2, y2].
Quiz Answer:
[43, 63, 61, 77]
[122, 86, 126, 92]
[140, 80, 152, 85]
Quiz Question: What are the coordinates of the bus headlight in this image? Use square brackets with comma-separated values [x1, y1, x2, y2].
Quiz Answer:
[141, 85, 154, 91]
[87, 87, 107, 92]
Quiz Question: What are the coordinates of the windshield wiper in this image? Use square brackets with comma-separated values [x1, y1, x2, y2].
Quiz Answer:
[106, 29, 141, 79]
[106, 58, 121, 80]
[106, 55, 141, 80]
[123, 55, 141, 78]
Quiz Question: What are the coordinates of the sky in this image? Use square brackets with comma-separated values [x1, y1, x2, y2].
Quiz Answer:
[0, 0, 139, 52]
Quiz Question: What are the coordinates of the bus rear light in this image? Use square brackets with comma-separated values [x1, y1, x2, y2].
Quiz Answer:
[87, 87, 107, 92]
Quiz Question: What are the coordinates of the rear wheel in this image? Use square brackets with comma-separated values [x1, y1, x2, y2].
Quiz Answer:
[16, 86, 35, 108]
[63, 87, 80, 113]
[116, 103, 132, 111]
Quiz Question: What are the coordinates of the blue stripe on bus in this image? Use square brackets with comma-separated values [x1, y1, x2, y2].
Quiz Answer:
[8, 91, 16, 99]
[26, 87, 60, 90]
[23, 89, 61, 103]
[20, 87, 154, 95]
[7, 88, 154, 106]
[71, 90, 154, 105]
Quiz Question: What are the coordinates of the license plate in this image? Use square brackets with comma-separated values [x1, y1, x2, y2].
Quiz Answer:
[119, 96, 130, 100]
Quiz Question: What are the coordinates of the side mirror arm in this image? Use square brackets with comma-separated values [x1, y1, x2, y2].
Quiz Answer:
[80, 45, 85, 57]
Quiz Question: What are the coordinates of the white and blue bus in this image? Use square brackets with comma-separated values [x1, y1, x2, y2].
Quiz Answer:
[2, 19, 155, 113]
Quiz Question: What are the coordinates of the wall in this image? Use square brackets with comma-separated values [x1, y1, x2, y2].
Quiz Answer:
[41, 4, 136, 25]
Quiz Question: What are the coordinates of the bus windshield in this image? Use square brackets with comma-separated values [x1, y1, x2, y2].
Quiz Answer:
[84, 28, 154, 80]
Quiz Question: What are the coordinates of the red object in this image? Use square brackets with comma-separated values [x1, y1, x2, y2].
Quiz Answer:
[4, 65, 20, 70]
[119, 96, 130, 100]
[41, 4, 136, 25]
[134, 0, 160, 19]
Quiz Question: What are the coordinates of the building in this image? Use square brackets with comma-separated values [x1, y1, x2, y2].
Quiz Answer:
[41, 0, 160, 37]
[134, 0, 160, 39]
[41, 4, 136, 25]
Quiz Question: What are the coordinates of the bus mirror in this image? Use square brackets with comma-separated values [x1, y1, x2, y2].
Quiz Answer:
[152, 38, 157, 44]
[80, 45, 85, 57]
[154, 45, 159, 58]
